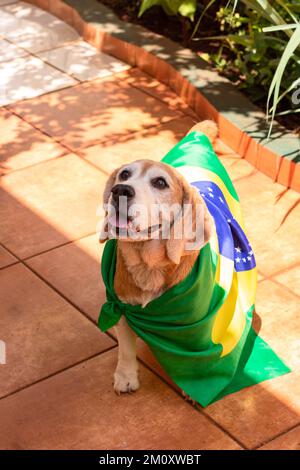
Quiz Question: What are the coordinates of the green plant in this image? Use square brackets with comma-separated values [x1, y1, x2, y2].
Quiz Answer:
[139, 0, 197, 21]
[264, 22, 300, 134]
[139, 0, 300, 134]
[192, 0, 300, 135]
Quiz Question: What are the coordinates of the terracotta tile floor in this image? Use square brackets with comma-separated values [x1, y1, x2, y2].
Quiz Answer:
[0, 1, 299, 450]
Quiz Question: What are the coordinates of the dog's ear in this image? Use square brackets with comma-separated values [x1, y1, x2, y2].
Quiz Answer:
[166, 178, 212, 264]
[99, 168, 118, 243]
[165, 180, 188, 265]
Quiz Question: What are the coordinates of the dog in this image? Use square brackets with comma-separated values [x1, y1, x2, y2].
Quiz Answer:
[99, 120, 218, 394]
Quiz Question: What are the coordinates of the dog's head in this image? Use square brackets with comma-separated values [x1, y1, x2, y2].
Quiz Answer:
[99, 159, 212, 263]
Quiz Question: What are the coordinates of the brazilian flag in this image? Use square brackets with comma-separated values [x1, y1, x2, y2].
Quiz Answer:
[99, 130, 290, 407]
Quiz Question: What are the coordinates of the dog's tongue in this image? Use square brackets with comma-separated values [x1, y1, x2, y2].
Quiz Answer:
[109, 213, 128, 228]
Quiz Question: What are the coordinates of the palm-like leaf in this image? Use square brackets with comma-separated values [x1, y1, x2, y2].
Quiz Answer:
[266, 25, 300, 135]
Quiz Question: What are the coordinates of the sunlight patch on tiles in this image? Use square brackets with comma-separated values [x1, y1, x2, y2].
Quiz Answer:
[38, 41, 131, 82]
[0, 55, 76, 106]
[0, 1, 79, 53]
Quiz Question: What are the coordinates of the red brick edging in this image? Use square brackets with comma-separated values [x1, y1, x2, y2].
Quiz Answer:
[27, 0, 300, 192]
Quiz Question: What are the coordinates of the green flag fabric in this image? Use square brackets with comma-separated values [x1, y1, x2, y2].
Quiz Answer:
[98, 131, 290, 407]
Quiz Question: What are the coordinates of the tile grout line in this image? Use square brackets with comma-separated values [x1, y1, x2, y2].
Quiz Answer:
[3, 96, 258, 184]
[27, 38, 85, 56]
[0, 11, 84, 75]
[1, 153, 69, 177]
[267, 260, 300, 279]
[252, 421, 300, 450]
[0, 241, 120, 399]
[137, 357, 247, 450]
[127, 76, 197, 121]
[1, 233, 246, 449]
[0, 36, 80, 67]
[2, 108, 186, 177]
[2, 65, 194, 177]
[200, 409, 248, 450]
[0, 231, 97, 265]
[75, 110, 189, 146]
[24, 259, 106, 330]
[1, 7, 297, 450]
[2, 80, 82, 108]
[4, 63, 185, 130]
[264, 276, 300, 300]
[0, 260, 19, 271]
[0, 345, 117, 403]
[71, 115, 191, 173]
[140, 349, 299, 449]
[25, 45, 82, 85]
[2, 106, 110, 178]
[1, 12, 297, 181]
[23, 231, 99, 261]
[1, 253, 296, 446]
[231, 169, 259, 184]
[0, 242, 115, 340]
[128, 75, 201, 122]
[32, 50, 133, 86]
[2, 31, 132, 83]
[3, 65, 134, 115]
[4, 80, 83, 111]
[258, 261, 300, 299]
[68, 114, 185, 153]
[1, 236, 244, 448]
[22, 39, 85, 64]
[2, 26, 297, 446]
[4, 107, 77, 155]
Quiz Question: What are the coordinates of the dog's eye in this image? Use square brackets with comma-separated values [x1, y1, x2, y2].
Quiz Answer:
[151, 177, 168, 189]
[119, 169, 131, 181]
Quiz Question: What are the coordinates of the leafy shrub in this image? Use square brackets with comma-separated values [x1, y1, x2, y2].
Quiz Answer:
[139, 0, 300, 134]
[139, 0, 197, 21]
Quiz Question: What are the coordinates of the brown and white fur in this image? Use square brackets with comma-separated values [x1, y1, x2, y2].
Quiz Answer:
[100, 121, 218, 394]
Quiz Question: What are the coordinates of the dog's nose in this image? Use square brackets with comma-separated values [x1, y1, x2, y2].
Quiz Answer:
[111, 184, 135, 203]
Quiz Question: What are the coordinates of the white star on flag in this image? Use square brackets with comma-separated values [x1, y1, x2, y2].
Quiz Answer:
[208, 187, 213, 192]
[242, 258, 246, 262]
[247, 256, 252, 261]
[235, 257, 241, 263]
[209, 193, 214, 198]
[235, 247, 241, 253]
[248, 250, 253, 255]
[219, 197, 224, 203]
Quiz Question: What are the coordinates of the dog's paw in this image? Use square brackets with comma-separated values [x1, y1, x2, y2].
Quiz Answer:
[114, 367, 140, 395]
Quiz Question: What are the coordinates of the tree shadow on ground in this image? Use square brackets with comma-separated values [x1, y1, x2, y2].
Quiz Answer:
[0, 185, 297, 449]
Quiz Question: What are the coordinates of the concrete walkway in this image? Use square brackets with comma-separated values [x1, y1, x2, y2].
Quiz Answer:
[0, 1, 299, 450]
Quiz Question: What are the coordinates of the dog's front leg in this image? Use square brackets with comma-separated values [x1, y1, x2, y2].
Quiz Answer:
[114, 316, 140, 394]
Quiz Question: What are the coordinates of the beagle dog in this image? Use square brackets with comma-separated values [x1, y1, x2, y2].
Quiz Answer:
[100, 120, 217, 394]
